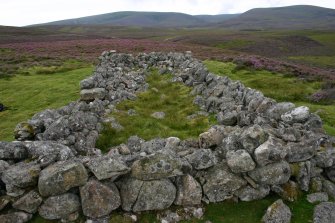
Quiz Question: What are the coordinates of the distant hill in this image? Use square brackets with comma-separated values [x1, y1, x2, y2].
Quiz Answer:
[34, 11, 207, 27]
[219, 5, 335, 29]
[195, 14, 240, 24]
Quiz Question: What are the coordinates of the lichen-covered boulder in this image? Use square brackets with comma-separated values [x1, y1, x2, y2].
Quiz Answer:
[185, 149, 217, 170]
[203, 163, 247, 202]
[254, 138, 286, 167]
[235, 185, 270, 201]
[38, 193, 80, 220]
[307, 192, 329, 204]
[0, 212, 32, 223]
[2, 162, 40, 190]
[313, 202, 335, 223]
[14, 122, 36, 140]
[248, 161, 291, 185]
[80, 88, 106, 101]
[226, 149, 256, 173]
[199, 126, 225, 148]
[12, 190, 43, 213]
[86, 155, 130, 180]
[0, 142, 27, 160]
[131, 151, 191, 180]
[262, 199, 291, 223]
[120, 178, 176, 212]
[284, 140, 316, 163]
[281, 106, 310, 123]
[38, 160, 88, 197]
[174, 174, 202, 206]
[80, 180, 121, 218]
[239, 125, 268, 154]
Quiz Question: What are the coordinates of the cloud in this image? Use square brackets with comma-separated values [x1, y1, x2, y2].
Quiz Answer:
[0, 0, 335, 26]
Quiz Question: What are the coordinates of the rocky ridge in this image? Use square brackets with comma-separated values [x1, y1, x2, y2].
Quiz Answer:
[0, 51, 335, 222]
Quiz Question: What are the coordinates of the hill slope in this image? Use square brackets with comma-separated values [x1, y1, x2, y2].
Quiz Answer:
[34, 11, 207, 27]
[220, 5, 335, 29]
[195, 14, 240, 23]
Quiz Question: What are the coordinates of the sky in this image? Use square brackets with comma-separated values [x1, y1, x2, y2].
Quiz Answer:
[1, 0, 335, 26]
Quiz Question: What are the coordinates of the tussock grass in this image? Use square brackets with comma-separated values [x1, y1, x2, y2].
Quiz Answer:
[96, 70, 216, 152]
[204, 60, 335, 136]
[0, 66, 93, 141]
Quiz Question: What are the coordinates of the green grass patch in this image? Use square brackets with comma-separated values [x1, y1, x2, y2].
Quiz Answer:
[0, 66, 93, 141]
[96, 70, 216, 152]
[204, 60, 335, 136]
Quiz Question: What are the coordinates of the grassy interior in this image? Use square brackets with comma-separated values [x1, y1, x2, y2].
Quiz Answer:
[204, 60, 335, 136]
[96, 70, 216, 152]
[0, 66, 93, 141]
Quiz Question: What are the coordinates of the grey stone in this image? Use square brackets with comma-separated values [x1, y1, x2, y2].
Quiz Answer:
[240, 125, 268, 154]
[199, 126, 225, 148]
[323, 180, 335, 199]
[281, 106, 310, 123]
[132, 179, 176, 212]
[80, 88, 106, 101]
[80, 180, 121, 218]
[0, 212, 32, 223]
[248, 161, 291, 185]
[140, 138, 166, 154]
[226, 149, 256, 173]
[235, 185, 270, 201]
[313, 202, 335, 223]
[326, 165, 335, 183]
[80, 77, 95, 89]
[307, 192, 329, 204]
[38, 193, 80, 220]
[262, 199, 291, 223]
[131, 151, 191, 180]
[0, 142, 27, 160]
[38, 160, 88, 197]
[86, 155, 130, 180]
[217, 111, 237, 126]
[14, 122, 36, 140]
[120, 177, 144, 212]
[266, 102, 295, 120]
[203, 163, 247, 202]
[174, 174, 202, 206]
[0, 160, 10, 173]
[284, 141, 316, 163]
[254, 138, 286, 167]
[151, 111, 166, 119]
[12, 190, 43, 213]
[185, 149, 217, 170]
[2, 162, 40, 189]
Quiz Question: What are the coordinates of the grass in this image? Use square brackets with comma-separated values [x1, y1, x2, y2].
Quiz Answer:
[0, 66, 93, 141]
[289, 56, 335, 68]
[204, 60, 335, 136]
[96, 70, 216, 152]
[216, 39, 254, 50]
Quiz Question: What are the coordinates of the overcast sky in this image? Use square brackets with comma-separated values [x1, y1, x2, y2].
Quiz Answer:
[1, 0, 335, 26]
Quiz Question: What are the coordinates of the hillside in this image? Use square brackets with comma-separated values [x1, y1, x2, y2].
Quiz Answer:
[195, 14, 240, 23]
[220, 5, 335, 30]
[34, 11, 207, 27]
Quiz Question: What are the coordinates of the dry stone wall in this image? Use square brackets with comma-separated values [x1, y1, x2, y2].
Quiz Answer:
[1, 51, 335, 222]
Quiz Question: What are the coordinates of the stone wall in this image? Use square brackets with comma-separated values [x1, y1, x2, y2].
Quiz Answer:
[1, 51, 335, 222]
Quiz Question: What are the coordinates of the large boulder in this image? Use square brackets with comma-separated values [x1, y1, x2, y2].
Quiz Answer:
[203, 163, 247, 202]
[80, 180, 121, 218]
[284, 140, 316, 163]
[254, 138, 286, 167]
[80, 88, 106, 101]
[199, 126, 225, 148]
[174, 174, 202, 206]
[185, 149, 217, 170]
[38, 193, 81, 220]
[226, 149, 256, 173]
[2, 162, 40, 191]
[235, 185, 270, 202]
[0, 212, 32, 223]
[281, 106, 310, 123]
[120, 177, 176, 212]
[38, 160, 88, 197]
[86, 156, 130, 181]
[12, 190, 43, 213]
[262, 199, 291, 223]
[313, 202, 335, 223]
[131, 151, 191, 180]
[0, 142, 27, 160]
[239, 125, 268, 154]
[248, 161, 291, 185]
